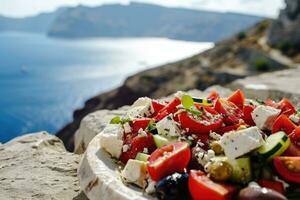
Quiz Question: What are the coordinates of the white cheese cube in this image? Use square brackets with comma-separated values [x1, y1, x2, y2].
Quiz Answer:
[99, 124, 124, 158]
[132, 97, 152, 107]
[126, 106, 153, 118]
[220, 127, 265, 159]
[156, 115, 181, 137]
[126, 97, 154, 119]
[123, 122, 132, 134]
[251, 105, 280, 130]
[121, 159, 148, 188]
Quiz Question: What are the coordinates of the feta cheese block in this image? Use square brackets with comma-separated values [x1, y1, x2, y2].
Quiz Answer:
[156, 115, 181, 137]
[126, 97, 154, 119]
[251, 105, 281, 130]
[99, 124, 124, 158]
[220, 127, 265, 159]
[121, 159, 148, 188]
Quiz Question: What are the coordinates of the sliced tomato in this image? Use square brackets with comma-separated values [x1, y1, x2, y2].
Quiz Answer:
[265, 99, 278, 108]
[243, 104, 256, 126]
[285, 127, 300, 156]
[151, 100, 166, 116]
[214, 98, 244, 125]
[147, 142, 190, 181]
[120, 134, 156, 164]
[154, 97, 181, 121]
[227, 89, 245, 110]
[178, 107, 223, 140]
[218, 122, 248, 135]
[189, 170, 236, 200]
[278, 98, 296, 116]
[272, 115, 296, 134]
[265, 98, 296, 117]
[131, 118, 151, 135]
[273, 156, 300, 184]
[207, 90, 220, 102]
[258, 179, 284, 194]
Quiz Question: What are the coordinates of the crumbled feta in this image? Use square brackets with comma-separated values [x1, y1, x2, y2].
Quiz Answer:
[143, 148, 148, 154]
[121, 159, 148, 188]
[99, 124, 124, 158]
[145, 178, 156, 194]
[220, 127, 265, 159]
[174, 91, 187, 99]
[209, 132, 221, 140]
[251, 105, 280, 130]
[289, 113, 300, 124]
[122, 144, 130, 153]
[126, 97, 154, 119]
[156, 115, 181, 137]
[138, 128, 147, 137]
[123, 122, 132, 134]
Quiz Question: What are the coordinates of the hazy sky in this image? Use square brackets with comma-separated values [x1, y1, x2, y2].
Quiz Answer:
[1, 0, 284, 18]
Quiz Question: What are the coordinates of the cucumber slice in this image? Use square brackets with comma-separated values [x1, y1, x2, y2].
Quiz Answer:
[192, 98, 213, 106]
[257, 131, 290, 161]
[135, 153, 149, 162]
[153, 134, 176, 148]
[212, 156, 252, 183]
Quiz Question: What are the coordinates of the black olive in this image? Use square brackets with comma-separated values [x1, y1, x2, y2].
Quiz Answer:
[155, 172, 191, 200]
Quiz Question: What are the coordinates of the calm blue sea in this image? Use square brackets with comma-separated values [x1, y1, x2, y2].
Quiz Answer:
[0, 32, 213, 143]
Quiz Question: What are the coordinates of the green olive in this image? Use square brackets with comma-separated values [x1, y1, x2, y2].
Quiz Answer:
[208, 161, 232, 182]
[209, 141, 224, 155]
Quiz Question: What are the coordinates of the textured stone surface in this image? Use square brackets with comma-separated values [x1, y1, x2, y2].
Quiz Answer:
[0, 132, 87, 200]
[230, 66, 300, 106]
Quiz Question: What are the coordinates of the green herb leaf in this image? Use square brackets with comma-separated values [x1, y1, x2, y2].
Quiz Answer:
[181, 95, 194, 109]
[110, 116, 121, 124]
[110, 116, 131, 124]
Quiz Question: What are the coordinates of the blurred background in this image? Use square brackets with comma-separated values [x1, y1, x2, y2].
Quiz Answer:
[1, 0, 299, 144]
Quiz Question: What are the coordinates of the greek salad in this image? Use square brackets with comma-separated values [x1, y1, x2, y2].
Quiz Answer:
[99, 89, 300, 200]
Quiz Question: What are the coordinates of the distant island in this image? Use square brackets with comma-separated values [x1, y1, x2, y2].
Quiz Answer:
[0, 2, 263, 42]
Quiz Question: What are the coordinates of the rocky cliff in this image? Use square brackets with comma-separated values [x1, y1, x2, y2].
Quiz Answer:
[267, 0, 300, 62]
[47, 2, 262, 42]
[57, 18, 300, 151]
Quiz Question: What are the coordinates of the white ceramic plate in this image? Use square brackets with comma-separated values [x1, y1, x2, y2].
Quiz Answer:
[78, 133, 156, 200]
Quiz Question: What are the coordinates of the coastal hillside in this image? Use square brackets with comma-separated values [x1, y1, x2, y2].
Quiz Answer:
[57, 0, 300, 151]
[47, 2, 262, 42]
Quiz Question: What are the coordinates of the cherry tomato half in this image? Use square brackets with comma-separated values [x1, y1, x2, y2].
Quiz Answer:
[178, 107, 223, 139]
[120, 134, 156, 164]
[227, 89, 245, 110]
[273, 156, 300, 184]
[131, 118, 151, 135]
[257, 179, 284, 194]
[214, 99, 244, 125]
[189, 170, 236, 200]
[243, 104, 256, 126]
[285, 127, 300, 156]
[154, 97, 181, 121]
[278, 98, 296, 117]
[218, 122, 248, 135]
[151, 100, 166, 116]
[147, 142, 191, 181]
[272, 115, 296, 135]
[207, 90, 220, 102]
